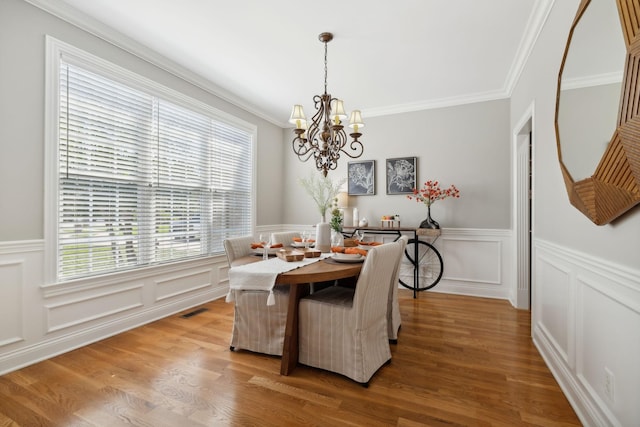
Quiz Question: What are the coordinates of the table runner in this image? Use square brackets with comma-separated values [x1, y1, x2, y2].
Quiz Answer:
[226, 253, 332, 305]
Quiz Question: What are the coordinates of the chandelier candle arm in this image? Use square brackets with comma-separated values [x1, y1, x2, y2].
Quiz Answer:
[289, 32, 364, 177]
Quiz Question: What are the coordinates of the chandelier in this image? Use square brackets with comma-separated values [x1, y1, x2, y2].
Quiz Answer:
[289, 32, 364, 177]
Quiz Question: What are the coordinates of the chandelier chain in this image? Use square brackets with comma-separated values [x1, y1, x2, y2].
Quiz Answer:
[324, 40, 328, 95]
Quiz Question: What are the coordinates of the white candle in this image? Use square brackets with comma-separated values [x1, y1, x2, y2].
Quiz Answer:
[353, 208, 359, 227]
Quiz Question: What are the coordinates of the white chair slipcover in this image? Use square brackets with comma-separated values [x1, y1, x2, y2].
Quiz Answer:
[224, 236, 289, 356]
[298, 241, 403, 385]
[388, 235, 409, 342]
[270, 231, 301, 246]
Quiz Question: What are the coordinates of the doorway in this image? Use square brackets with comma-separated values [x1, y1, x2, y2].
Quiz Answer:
[514, 108, 533, 310]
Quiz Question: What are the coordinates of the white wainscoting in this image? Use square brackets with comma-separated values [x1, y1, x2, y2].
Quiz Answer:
[434, 228, 512, 299]
[0, 240, 230, 375]
[334, 227, 514, 300]
[533, 239, 640, 427]
[0, 241, 42, 348]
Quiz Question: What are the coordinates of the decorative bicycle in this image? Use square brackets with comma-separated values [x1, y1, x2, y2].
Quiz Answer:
[398, 237, 443, 291]
[342, 226, 443, 297]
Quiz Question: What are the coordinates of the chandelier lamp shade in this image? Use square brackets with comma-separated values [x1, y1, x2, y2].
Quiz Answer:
[289, 32, 364, 177]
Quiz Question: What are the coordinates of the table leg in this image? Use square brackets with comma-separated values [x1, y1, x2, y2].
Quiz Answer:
[414, 232, 418, 298]
[280, 283, 309, 375]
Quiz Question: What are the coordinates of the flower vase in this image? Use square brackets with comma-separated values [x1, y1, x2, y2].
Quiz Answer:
[419, 205, 440, 229]
[315, 222, 331, 253]
[331, 229, 344, 247]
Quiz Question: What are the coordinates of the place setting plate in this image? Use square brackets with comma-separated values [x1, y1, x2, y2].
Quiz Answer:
[252, 247, 280, 256]
[332, 253, 365, 263]
[356, 241, 382, 251]
[291, 241, 315, 248]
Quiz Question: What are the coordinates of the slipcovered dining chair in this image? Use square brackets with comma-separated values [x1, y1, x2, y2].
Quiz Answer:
[298, 240, 403, 386]
[224, 236, 289, 356]
[388, 235, 409, 342]
[270, 231, 301, 246]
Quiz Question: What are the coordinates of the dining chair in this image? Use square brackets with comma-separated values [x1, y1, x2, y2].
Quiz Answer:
[270, 231, 301, 246]
[298, 240, 403, 386]
[224, 236, 289, 356]
[388, 235, 409, 343]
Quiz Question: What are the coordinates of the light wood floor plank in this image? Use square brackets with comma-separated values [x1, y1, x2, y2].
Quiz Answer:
[0, 291, 581, 426]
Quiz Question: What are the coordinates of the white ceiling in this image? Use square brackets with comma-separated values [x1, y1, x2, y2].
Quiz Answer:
[44, 0, 554, 127]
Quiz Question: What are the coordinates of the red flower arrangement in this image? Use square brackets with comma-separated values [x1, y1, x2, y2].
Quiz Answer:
[407, 180, 460, 207]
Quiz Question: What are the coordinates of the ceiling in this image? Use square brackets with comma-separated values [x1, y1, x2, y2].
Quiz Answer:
[42, 0, 555, 127]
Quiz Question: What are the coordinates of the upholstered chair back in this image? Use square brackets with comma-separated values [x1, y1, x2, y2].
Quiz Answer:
[223, 235, 254, 266]
[388, 235, 409, 341]
[270, 231, 301, 246]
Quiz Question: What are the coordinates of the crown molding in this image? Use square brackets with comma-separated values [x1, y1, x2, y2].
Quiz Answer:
[360, 89, 510, 119]
[344, 0, 557, 120]
[504, 0, 556, 96]
[23, 0, 284, 127]
[24, 0, 556, 128]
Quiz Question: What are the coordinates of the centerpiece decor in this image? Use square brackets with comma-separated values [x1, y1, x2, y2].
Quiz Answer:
[407, 180, 460, 229]
[329, 202, 344, 247]
[299, 174, 346, 222]
[329, 206, 343, 231]
[299, 173, 346, 252]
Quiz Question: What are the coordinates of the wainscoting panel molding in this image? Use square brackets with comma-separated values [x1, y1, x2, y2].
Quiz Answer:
[154, 268, 214, 302]
[45, 284, 144, 333]
[535, 253, 572, 365]
[442, 238, 502, 284]
[533, 239, 640, 427]
[0, 241, 43, 350]
[218, 264, 230, 287]
[0, 260, 24, 347]
[432, 228, 512, 300]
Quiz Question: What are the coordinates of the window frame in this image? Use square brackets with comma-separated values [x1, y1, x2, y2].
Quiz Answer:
[44, 36, 257, 285]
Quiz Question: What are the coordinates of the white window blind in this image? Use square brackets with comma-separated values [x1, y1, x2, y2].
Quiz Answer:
[57, 61, 252, 281]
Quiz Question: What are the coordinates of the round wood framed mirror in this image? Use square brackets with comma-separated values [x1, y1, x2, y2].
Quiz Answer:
[555, 0, 640, 225]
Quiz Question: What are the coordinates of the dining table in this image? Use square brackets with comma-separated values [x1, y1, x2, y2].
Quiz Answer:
[230, 251, 363, 375]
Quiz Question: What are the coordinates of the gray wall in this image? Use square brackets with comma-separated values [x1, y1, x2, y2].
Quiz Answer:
[0, 0, 284, 242]
[282, 99, 511, 230]
[511, 0, 640, 269]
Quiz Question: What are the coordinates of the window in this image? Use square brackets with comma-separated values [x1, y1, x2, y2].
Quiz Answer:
[48, 38, 254, 282]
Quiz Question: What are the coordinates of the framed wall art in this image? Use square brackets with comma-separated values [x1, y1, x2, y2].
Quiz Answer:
[347, 160, 375, 195]
[386, 157, 417, 194]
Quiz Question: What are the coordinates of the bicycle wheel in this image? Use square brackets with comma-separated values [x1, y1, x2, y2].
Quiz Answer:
[399, 239, 443, 291]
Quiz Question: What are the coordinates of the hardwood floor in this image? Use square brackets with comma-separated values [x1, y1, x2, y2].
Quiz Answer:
[0, 291, 581, 426]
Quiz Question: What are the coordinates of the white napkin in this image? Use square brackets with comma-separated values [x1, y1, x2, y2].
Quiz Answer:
[226, 254, 330, 305]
